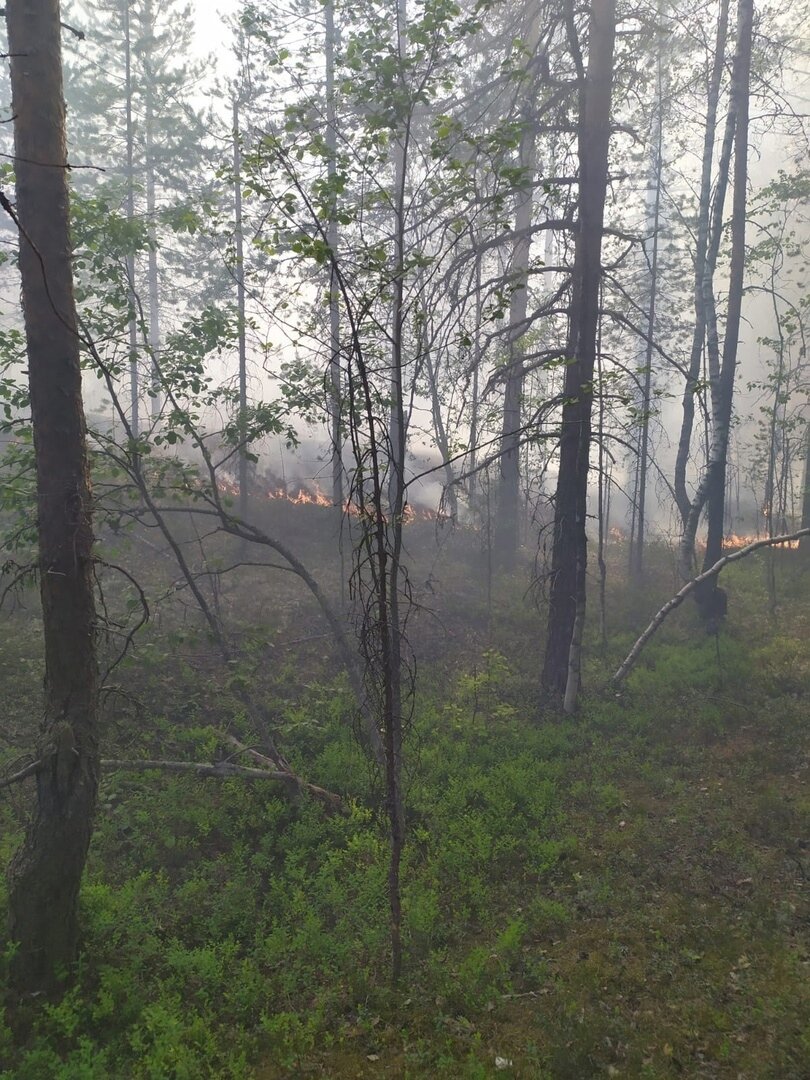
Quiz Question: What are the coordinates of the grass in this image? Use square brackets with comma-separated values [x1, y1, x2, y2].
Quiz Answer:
[1, 535, 809, 1078]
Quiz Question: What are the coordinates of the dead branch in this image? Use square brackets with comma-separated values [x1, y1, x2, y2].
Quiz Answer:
[100, 757, 297, 783]
[0, 758, 40, 791]
[1, 753, 345, 812]
[220, 732, 347, 812]
[94, 558, 150, 682]
[612, 527, 810, 688]
[100, 757, 346, 812]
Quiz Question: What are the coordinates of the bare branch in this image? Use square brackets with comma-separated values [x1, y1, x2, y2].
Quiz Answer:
[612, 528, 810, 688]
[100, 757, 346, 812]
[0, 758, 40, 791]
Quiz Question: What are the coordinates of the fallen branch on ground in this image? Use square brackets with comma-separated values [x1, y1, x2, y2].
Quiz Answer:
[220, 732, 346, 813]
[1, 753, 345, 813]
[100, 758, 346, 812]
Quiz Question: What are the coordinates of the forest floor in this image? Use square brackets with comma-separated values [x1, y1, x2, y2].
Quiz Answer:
[1, 512, 809, 1078]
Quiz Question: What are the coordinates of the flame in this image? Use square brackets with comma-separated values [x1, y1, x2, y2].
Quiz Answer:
[266, 482, 333, 509]
[216, 474, 442, 524]
[217, 476, 240, 498]
[722, 533, 799, 550]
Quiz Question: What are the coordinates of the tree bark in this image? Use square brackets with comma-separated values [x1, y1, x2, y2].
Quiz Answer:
[124, 0, 140, 439]
[143, 0, 161, 421]
[495, 38, 539, 569]
[5, 0, 100, 998]
[630, 44, 664, 578]
[672, 0, 729, 524]
[325, 0, 344, 521]
[495, 156, 535, 565]
[797, 418, 810, 555]
[232, 97, 249, 524]
[423, 330, 459, 519]
[693, 0, 754, 621]
[542, 0, 616, 698]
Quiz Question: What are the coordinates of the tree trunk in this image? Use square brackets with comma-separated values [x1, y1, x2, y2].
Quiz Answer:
[800, 423, 810, 553]
[542, 0, 616, 699]
[124, 0, 139, 438]
[596, 298, 608, 646]
[467, 251, 483, 506]
[144, 0, 161, 420]
[673, 0, 729, 524]
[763, 281, 787, 611]
[380, 0, 408, 982]
[423, 332, 459, 518]
[694, 0, 753, 623]
[325, 0, 344, 521]
[677, 0, 751, 586]
[630, 46, 663, 578]
[495, 105, 537, 568]
[5, 0, 100, 999]
[232, 98, 249, 524]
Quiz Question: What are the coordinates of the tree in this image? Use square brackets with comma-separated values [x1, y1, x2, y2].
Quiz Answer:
[627, 31, 664, 579]
[541, 0, 616, 704]
[801, 424, 810, 552]
[672, 0, 730, 532]
[494, 10, 542, 568]
[64, 0, 214, 433]
[4, 0, 100, 998]
[678, 0, 753, 623]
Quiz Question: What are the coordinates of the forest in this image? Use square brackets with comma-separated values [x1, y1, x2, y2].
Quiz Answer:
[0, 0, 809, 1075]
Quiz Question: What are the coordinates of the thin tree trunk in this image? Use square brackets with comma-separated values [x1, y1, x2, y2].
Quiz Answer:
[381, 0, 408, 982]
[763, 280, 786, 612]
[325, 0, 344, 521]
[596, 294, 608, 647]
[5, 0, 100, 998]
[495, 108, 537, 568]
[800, 423, 810, 553]
[673, 0, 729, 524]
[468, 250, 483, 506]
[631, 48, 664, 577]
[144, 0, 161, 420]
[423, 331, 459, 518]
[232, 98, 249, 524]
[695, 0, 753, 622]
[677, 0, 751, 586]
[542, 0, 616, 699]
[124, 1, 139, 438]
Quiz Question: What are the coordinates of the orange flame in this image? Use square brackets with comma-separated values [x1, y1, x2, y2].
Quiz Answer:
[216, 474, 442, 524]
[722, 533, 799, 550]
[266, 482, 333, 509]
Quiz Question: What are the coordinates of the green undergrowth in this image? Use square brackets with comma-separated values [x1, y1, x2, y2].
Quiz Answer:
[1, 555, 809, 1077]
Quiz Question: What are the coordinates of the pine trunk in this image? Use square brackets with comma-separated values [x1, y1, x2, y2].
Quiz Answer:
[542, 0, 616, 698]
[5, 0, 100, 998]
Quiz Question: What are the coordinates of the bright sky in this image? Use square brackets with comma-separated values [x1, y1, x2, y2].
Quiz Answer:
[191, 0, 238, 73]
